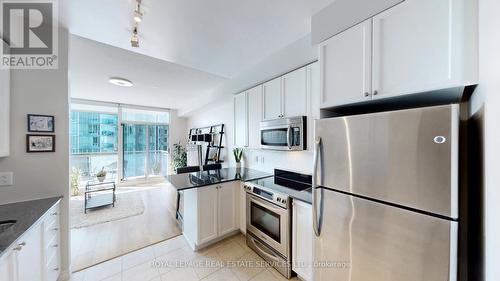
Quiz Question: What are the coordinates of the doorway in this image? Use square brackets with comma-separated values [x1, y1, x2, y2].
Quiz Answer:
[122, 123, 169, 181]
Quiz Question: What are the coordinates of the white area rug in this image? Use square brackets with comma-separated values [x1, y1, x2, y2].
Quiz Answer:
[70, 191, 145, 229]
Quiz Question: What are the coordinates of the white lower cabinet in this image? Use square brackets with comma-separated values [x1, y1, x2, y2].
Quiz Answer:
[183, 182, 240, 249]
[0, 201, 61, 281]
[292, 200, 313, 281]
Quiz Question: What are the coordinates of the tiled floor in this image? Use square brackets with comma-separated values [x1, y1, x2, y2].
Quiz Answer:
[71, 234, 301, 281]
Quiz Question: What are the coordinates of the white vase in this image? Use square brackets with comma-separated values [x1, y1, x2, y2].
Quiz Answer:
[235, 162, 241, 169]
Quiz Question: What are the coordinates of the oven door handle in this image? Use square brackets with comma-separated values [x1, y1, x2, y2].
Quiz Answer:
[249, 194, 287, 214]
[248, 236, 281, 263]
[286, 125, 292, 149]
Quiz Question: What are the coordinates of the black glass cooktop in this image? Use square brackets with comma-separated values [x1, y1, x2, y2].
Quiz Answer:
[250, 169, 312, 192]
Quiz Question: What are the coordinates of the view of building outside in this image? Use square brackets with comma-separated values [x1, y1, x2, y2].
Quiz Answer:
[71, 111, 119, 182]
[70, 105, 170, 184]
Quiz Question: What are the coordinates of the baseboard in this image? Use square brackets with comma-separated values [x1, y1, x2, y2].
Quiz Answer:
[192, 230, 241, 251]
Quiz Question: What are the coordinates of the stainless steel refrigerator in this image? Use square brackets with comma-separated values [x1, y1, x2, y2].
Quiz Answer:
[312, 104, 460, 281]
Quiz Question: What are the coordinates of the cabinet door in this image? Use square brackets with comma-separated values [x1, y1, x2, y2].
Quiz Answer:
[247, 85, 263, 148]
[197, 186, 219, 245]
[0, 40, 10, 157]
[320, 19, 372, 108]
[372, 0, 464, 98]
[0, 250, 16, 281]
[263, 77, 283, 120]
[234, 92, 248, 147]
[17, 224, 43, 281]
[239, 182, 247, 234]
[283, 66, 308, 117]
[292, 200, 313, 281]
[218, 182, 238, 236]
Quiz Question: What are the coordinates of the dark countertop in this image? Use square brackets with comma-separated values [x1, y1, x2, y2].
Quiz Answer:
[168, 168, 272, 191]
[0, 196, 62, 257]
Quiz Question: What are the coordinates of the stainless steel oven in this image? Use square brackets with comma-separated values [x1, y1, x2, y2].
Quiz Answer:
[244, 183, 292, 278]
[260, 116, 307, 151]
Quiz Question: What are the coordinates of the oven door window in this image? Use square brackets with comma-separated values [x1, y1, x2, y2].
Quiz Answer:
[261, 129, 288, 146]
[250, 202, 281, 242]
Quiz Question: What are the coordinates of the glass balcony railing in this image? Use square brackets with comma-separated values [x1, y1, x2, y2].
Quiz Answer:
[71, 153, 118, 183]
[71, 151, 169, 184]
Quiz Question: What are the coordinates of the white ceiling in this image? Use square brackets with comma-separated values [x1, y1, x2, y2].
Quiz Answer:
[69, 35, 228, 109]
[68, 0, 334, 78]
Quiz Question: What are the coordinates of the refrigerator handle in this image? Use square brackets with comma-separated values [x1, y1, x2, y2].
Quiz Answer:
[312, 137, 323, 237]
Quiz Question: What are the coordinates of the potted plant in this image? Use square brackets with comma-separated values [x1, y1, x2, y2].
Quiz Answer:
[171, 142, 187, 173]
[96, 167, 107, 182]
[233, 148, 243, 168]
[70, 167, 82, 196]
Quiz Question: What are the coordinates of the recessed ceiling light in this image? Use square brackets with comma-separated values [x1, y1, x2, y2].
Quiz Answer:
[109, 77, 134, 87]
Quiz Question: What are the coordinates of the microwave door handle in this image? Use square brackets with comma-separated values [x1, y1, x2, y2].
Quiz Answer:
[287, 125, 292, 149]
[313, 137, 323, 237]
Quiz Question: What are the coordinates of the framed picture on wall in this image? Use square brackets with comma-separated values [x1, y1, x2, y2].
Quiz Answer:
[26, 135, 56, 153]
[27, 114, 55, 132]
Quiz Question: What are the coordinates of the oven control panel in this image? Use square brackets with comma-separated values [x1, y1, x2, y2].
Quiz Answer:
[243, 184, 289, 208]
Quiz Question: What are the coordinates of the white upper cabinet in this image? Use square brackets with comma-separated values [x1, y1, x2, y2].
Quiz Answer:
[0, 40, 10, 157]
[283, 67, 308, 117]
[263, 77, 282, 120]
[319, 0, 478, 108]
[234, 92, 248, 147]
[320, 19, 372, 108]
[372, 0, 477, 99]
[247, 85, 263, 148]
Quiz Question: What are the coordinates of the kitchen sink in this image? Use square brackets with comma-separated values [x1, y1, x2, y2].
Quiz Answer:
[0, 220, 16, 234]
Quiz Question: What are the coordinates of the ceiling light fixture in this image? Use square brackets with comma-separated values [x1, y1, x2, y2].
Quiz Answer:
[109, 77, 134, 87]
[131, 26, 139, 48]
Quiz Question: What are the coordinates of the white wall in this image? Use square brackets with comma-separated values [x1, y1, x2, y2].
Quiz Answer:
[186, 38, 320, 175]
[470, 0, 500, 279]
[0, 29, 70, 281]
[180, 34, 317, 116]
[186, 98, 235, 167]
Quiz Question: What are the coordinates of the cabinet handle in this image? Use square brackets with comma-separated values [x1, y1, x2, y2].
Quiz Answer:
[51, 212, 58, 216]
[364, 92, 370, 97]
[52, 227, 59, 231]
[13, 246, 22, 251]
[373, 90, 378, 96]
[18, 242, 26, 246]
[52, 244, 59, 248]
[53, 268, 59, 271]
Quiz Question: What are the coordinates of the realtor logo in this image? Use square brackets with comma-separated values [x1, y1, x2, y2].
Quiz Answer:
[1, 0, 58, 69]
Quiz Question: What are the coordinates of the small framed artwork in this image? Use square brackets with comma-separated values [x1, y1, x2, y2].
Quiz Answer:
[26, 135, 56, 153]
[28, 114, 55, 133]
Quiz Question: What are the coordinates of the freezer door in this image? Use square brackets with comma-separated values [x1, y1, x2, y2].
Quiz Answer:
[314, 189, 457, 281]
[314, 104, 459, 218]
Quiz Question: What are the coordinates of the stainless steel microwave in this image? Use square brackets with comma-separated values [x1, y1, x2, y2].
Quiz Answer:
[260, 116, 307, 151]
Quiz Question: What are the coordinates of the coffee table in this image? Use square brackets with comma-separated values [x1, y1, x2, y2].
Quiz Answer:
[84, 180, 116, 213]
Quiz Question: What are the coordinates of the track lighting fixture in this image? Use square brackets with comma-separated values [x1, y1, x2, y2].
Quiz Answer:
[133, 0, 143, 23]
[131, 26, 139, 48]
[131, 0, 143, 47]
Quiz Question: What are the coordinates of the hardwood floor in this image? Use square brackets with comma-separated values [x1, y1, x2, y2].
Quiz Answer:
[71, 182, 181, 272]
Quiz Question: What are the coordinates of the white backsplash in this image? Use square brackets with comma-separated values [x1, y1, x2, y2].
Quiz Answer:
[243, 148, 313, 175]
